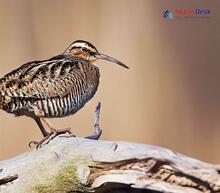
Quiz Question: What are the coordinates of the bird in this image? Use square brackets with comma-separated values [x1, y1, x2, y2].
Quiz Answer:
[0, 40, 129, 147]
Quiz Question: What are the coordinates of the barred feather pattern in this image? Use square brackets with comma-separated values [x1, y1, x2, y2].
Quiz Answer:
[0, 55, 100, 118]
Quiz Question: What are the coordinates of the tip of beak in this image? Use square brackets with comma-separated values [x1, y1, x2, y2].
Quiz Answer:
[119, 62, 129, 69]
[124, 64, 130, 69]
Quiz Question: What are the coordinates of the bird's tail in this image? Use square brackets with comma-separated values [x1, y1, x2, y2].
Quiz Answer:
[0, 94, 8, 109]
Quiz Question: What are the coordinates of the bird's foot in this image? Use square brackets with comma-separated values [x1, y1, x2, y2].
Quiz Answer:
[29, 102, 102, 149]
[85, 102, 102, 140]
[29, 128, 75, 149]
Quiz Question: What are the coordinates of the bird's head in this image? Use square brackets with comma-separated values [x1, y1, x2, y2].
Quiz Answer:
[63, 40, 129, 69]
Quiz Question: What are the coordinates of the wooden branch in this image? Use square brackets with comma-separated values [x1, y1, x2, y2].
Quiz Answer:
[0, 136, 220, 193]
[1, 104, 220, 193]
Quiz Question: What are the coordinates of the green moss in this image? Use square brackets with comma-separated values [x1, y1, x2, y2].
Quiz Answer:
[32, 159, 93, 193]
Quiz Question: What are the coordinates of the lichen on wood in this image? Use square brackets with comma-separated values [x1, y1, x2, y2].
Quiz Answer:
[33, 159, 92, 193]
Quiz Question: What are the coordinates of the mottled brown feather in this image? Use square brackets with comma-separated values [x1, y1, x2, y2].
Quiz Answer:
[0, 55, 100, 118]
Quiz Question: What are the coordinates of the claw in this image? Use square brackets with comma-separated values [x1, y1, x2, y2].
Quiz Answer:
[29, 128, 74, 150]
[28, 141, 40, 148]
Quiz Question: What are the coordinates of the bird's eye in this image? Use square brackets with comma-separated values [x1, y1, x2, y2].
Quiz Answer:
[82, 47, 87, 51]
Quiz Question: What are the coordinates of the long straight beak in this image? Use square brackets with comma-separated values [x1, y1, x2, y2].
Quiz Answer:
[96, 53, 129, 69]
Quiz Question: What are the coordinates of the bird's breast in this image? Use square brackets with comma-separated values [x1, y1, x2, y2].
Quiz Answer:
[37, 64, 100, 118]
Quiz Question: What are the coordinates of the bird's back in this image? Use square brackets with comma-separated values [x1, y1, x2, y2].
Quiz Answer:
[0, 55, 100, 118]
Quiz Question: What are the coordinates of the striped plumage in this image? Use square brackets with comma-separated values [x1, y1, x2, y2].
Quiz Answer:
[0, 40, 128, 143]
[0, 55, 99, 118]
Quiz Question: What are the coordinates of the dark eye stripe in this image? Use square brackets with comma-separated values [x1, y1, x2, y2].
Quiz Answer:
[71, 46, 87, 52]
[70, 46, 96, 54]
[71, 46, 81, 49]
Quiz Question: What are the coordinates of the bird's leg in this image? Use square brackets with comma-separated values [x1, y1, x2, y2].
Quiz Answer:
[29, 102, 102, 149]
[29, 117, 50, 148]
[85, 102, 102, 140]
[41, 118, 74, 137]
[35, 118, 74, 149]
[29, 118, 74, 149]
[40, 118, 57, 133]
[34, 117, 49, 137]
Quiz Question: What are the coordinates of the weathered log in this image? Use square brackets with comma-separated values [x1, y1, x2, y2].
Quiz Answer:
[1, 104, 220, 193]
[0, 136, 220, 193]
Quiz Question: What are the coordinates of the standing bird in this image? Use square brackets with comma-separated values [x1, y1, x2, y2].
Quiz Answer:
[0, 40, 128, 146]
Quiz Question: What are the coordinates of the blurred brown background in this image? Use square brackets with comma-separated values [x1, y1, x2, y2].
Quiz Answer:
[0, 0, 220, 163]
